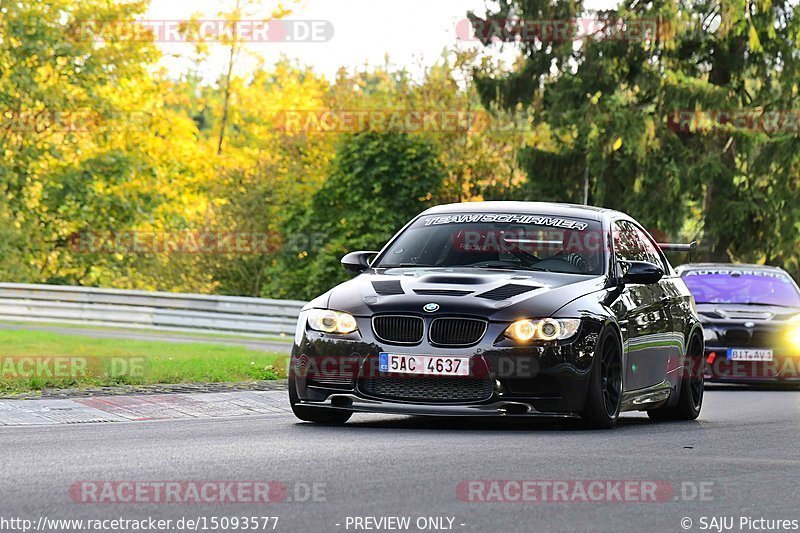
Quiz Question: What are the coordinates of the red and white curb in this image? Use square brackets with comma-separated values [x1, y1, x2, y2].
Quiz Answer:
[0, 390, 292, 426]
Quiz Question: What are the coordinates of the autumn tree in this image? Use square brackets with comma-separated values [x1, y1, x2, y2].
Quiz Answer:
[266, 132, 446, 299]
[469, 0, 800, 270]
[0, 0, 215, 290]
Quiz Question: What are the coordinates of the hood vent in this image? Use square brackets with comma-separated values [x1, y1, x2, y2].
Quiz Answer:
[476, 283, 537, 301]
[372, 280, 404, 295]
[413, 289, 473, 296]
[716, 309, 773, 320]
[419, 274, 485, 285]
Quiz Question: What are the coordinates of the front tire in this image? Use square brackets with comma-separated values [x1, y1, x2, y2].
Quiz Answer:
[648, 335, 704, 421]
[289, 371, 352, 424]
[581, 328, 623, 429]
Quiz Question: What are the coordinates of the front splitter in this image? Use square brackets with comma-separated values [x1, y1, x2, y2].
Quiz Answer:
[298, 394, 580, 418]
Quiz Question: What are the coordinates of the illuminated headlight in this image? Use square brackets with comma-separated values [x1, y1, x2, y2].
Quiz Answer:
[788, 316, 800, 349]
[307, 309, 359, 334]
[505, 318, 581, 342]
[703, 328, 717, 343]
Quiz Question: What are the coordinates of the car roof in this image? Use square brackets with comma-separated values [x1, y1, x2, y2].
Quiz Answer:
[420, 201, 617, 222]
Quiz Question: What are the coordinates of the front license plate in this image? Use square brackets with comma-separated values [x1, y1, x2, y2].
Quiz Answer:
[728, 348, 773, 361]
[379, 353, 469, 376]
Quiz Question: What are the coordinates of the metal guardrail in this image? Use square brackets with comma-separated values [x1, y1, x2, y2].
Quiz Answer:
[0, 283, 307, 337]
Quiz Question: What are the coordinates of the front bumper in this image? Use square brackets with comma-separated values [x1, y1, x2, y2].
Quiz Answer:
[703, 348, 800, 383]
[298, 393, 580, 417]
[291, 315, 603, 416]
[701, 322, 800, 383]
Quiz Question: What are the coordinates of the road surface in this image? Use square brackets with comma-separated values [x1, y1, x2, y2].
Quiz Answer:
[1, 387, 798, 533]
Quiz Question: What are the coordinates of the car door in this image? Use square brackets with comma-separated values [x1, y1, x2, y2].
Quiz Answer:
[629, 222, 686, 382]
[610, 220, 674, 390]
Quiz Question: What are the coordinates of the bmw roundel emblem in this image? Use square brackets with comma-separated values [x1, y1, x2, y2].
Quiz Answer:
[423, 303, 440, 313]
[744, 321, 755, 328]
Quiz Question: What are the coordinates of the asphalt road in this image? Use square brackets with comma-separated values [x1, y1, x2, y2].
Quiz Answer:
[1, 387, 799, 533]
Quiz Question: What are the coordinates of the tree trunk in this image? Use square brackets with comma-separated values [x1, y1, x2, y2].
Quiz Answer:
[217, 43, 236, 155]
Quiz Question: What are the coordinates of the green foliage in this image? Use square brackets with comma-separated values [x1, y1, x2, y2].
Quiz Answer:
[3, 0, 798, 300]
[266, 132, 446, 299]
[471, 0, 800, 270]
[0, 0, 214, 291]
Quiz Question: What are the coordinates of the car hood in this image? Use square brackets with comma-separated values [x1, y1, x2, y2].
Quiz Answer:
[696, 303, 800, 325]
[316, 268, 608, 321]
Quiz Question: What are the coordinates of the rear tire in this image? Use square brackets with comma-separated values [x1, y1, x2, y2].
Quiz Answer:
[289, 371, 352, 424]
[647, 335, 704, 421]
[581, 328, 623, 429]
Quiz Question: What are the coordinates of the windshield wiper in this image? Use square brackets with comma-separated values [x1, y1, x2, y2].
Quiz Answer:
[469, 263, 551, 273]
[375, 263, 437, 268]
[377, 262, 554, 272]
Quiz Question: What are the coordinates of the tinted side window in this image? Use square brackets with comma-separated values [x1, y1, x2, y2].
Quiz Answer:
[632, 225, 667, 270]
[612, 221, 664, 268]
[613, 221, 646, 262]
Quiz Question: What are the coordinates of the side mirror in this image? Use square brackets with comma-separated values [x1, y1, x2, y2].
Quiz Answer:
[341, 251, 378, 275]
[620, 261, 664, 285]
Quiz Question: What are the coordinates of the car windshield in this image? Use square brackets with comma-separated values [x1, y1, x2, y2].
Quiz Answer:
[681, 269, 800, 307]
[373, 213, 606, 275]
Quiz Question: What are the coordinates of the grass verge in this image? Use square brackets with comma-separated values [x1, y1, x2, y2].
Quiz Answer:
[0, 329, 287, 395]
[0, 320, 294, 343]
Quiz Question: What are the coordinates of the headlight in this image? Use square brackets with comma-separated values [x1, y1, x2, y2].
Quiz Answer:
[703, 328, 717, 342]
[788, 318, 800, 349]
[307, 309, 359, 334]
[505, 318, 581, 342]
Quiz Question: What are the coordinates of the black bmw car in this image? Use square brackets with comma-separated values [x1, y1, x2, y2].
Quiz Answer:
[676, 263, 800, 383]
[289, 202, 705, 428]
